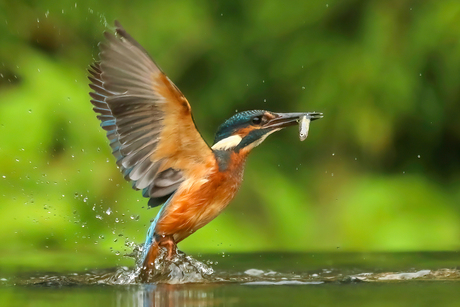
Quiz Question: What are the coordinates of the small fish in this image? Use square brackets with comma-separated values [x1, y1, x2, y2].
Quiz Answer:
[299, 115, 310, 141]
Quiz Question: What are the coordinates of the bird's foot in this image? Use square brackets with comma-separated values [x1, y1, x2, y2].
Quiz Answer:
[156, 234, 177, 260]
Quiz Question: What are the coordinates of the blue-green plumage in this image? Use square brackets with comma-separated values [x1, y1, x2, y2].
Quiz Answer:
[213, 110, 266, 144]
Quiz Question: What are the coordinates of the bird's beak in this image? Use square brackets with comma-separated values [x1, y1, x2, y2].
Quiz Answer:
[265, 112, 323, 129]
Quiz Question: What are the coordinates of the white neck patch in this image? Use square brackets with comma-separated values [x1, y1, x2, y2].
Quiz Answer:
[211, 135, 242, 151]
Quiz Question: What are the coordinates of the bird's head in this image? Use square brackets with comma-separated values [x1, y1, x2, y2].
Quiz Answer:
[212, 110, 322, 154]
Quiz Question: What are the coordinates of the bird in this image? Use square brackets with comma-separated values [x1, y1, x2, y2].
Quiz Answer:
[88, 21, 322, 280]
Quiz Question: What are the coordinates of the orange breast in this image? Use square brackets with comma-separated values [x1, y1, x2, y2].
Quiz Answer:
[154, 151, 247, 243]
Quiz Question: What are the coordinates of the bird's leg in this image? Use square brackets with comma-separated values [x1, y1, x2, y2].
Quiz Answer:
[156, 234, 177, 260]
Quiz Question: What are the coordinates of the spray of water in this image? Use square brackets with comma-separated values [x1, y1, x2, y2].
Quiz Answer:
[103, 245, 214, 284]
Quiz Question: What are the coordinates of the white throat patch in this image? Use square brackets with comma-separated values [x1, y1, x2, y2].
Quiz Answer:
[211, 135, 243, 151]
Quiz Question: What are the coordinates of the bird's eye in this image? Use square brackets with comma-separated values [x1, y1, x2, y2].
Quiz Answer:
[252, 117, 262, 125]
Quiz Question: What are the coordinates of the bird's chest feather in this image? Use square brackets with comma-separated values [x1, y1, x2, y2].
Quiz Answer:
[155, 152, 247, 240]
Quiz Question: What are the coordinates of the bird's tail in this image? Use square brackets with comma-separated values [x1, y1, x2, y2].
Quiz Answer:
[137, 198, 175, 281]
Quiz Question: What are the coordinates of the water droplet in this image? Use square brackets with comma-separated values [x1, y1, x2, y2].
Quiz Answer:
[106, 208, 112, 215]
[95, 215, 102, 220]
[130, 215, 140, 221]
[417, 155, 421, 159]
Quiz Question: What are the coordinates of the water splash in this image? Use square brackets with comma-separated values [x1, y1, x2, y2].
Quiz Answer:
[103, 246, 214, 285]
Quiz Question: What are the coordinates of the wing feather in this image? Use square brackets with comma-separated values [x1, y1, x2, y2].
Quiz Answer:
[88, 21, 214, 204]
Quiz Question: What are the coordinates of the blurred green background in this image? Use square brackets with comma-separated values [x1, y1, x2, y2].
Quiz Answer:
[1, 0, 460, 271]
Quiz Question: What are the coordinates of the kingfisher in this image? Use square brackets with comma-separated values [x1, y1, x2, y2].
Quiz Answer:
[88, 21, 322, 280]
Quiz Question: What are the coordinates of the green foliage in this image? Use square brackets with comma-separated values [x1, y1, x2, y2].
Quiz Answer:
[0, 0, 459, 270]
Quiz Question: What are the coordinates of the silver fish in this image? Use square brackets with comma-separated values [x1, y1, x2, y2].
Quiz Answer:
[299, 115, 310, 141]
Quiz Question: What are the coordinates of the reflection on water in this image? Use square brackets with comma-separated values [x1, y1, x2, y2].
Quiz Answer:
[115, 284, 236, 307]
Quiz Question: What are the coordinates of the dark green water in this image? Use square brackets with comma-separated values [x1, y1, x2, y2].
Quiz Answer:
[1, 252, 459, 306]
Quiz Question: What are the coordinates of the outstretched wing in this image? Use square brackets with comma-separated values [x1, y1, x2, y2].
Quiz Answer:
[88, 21, 213, 205]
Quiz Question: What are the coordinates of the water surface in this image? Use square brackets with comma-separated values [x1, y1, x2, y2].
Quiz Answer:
[1, 252, 459, 306]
